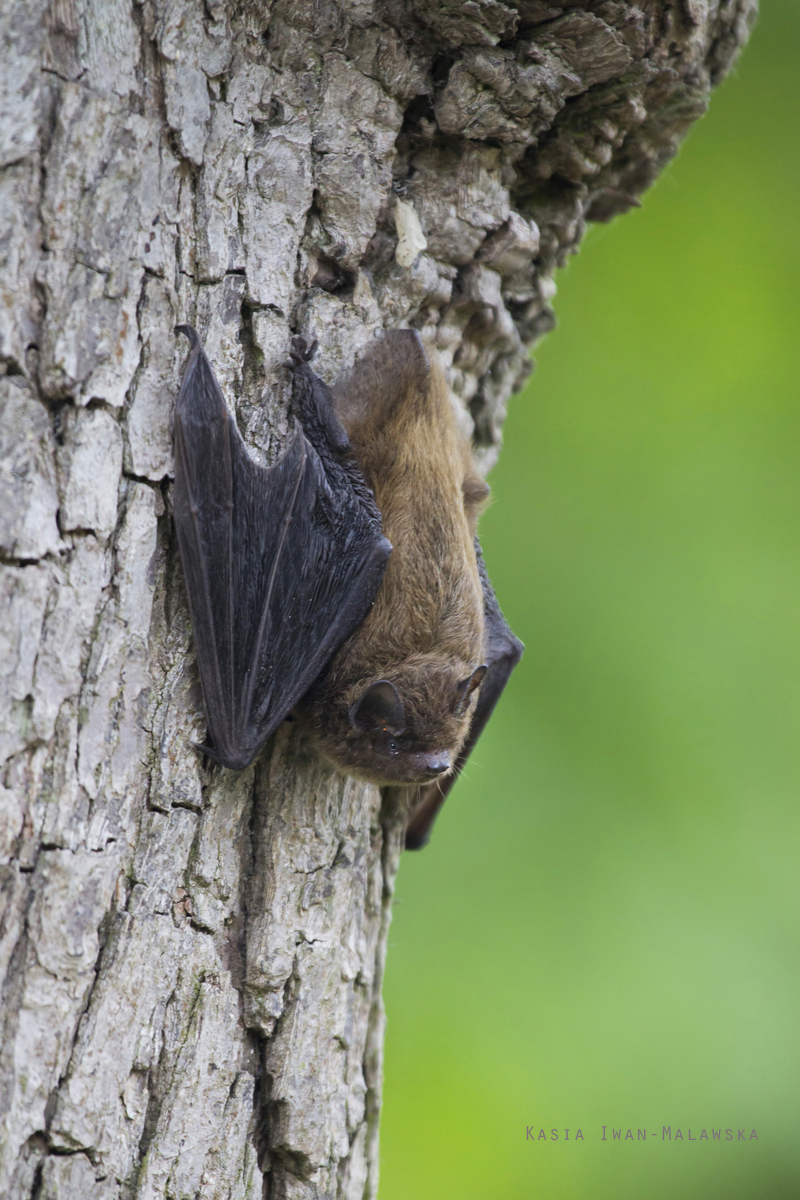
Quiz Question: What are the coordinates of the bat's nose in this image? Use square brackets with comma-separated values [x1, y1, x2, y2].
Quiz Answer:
[421, 752, 451, 777]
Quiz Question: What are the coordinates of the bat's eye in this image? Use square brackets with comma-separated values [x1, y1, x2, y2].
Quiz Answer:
[387, 740, 398, 754]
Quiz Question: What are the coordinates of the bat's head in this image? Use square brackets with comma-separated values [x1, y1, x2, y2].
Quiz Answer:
[307, 659, 487, 785]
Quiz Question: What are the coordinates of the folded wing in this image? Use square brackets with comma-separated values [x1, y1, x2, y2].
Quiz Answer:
[404, 539, 523, 849]
[173, 327, 391, 769]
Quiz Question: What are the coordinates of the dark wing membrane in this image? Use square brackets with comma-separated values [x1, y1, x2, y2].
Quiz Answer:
[404, 538, 523, 849]
[173, 328, 390, 769]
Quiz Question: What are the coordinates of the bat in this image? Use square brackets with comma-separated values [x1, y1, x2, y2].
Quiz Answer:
[172, 324, 522, 847]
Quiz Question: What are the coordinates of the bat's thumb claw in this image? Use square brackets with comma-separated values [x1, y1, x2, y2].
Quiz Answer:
[191, 739, 221, 771]
[175, 324, 200, 348]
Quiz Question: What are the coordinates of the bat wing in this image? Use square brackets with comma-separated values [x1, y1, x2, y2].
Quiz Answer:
[405, 539, 523, 849]
[173, 327, 391, 769]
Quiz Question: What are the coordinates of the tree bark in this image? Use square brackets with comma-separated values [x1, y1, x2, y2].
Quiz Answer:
[0, 1, 754, 1197]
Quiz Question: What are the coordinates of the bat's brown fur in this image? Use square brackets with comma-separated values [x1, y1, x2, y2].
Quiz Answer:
[299, 331, 490, 785]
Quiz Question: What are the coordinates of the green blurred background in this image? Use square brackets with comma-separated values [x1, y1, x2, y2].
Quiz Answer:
[380, 2, 800, 1197]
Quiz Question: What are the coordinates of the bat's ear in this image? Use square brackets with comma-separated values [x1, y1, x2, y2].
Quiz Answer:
[349, 680, 407, 735]
[454, 664, 488, 715]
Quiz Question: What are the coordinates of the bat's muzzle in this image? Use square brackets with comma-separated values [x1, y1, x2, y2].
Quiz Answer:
[415, 751, 451, 779]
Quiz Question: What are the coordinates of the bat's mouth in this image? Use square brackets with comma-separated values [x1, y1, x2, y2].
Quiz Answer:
[347, 750, 454, 786]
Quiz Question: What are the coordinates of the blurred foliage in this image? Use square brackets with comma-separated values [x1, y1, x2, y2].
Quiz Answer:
[380, 3, 800, 1197]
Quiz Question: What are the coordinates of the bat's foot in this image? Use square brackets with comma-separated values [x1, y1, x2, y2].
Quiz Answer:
[285, 335, 318, 369]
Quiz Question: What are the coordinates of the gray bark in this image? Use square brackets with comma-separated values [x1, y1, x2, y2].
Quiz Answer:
[0, 1, 754, 1197]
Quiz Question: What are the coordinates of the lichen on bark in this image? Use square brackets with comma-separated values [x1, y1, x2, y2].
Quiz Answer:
[0, 1, 755, 1196]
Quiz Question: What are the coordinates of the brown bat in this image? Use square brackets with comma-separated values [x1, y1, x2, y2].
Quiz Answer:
[173, 326, 522, 847]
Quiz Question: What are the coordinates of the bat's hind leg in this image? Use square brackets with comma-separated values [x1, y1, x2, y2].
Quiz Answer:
[285, 335, 319, 368]
[287, 337, 353, 460]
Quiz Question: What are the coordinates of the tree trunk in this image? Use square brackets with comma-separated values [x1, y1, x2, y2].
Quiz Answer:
[0, 1, 755, 1196]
